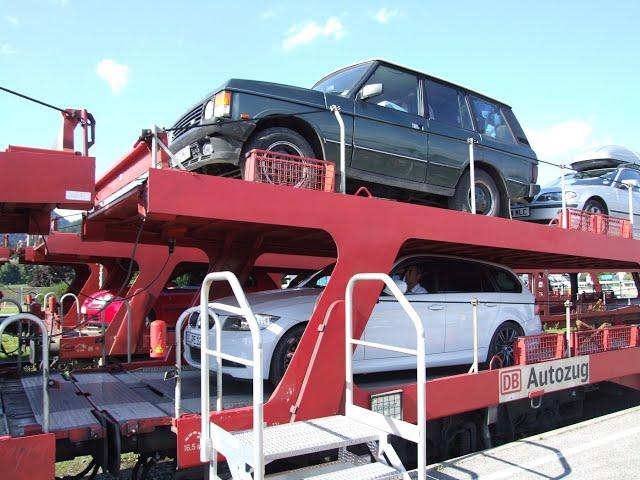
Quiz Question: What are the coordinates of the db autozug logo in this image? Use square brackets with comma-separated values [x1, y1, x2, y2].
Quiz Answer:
[500, 368, 522, 395]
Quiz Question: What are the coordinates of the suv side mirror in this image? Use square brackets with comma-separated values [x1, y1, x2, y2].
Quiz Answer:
[361, 83, 383, 100]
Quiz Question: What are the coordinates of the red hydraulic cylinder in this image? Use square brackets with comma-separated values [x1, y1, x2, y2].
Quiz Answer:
[149, 320, 167, 358]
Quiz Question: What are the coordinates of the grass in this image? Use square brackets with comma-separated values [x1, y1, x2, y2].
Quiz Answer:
[0, 304, 20, 315]
[56, 453, 143, 479]
[0, 333, 30, 360]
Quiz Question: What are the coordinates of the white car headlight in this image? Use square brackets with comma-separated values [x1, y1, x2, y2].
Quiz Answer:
[223, 313, 280, 331]
[565, 191, 577, 201]
[203, 100, 215, 120]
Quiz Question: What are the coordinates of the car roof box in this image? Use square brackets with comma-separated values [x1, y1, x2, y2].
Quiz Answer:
[571, 145, 640, 171]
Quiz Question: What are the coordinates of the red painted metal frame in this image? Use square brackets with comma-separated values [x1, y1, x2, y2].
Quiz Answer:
[0, 146, 94, 234]
[515, 268, 640, 323]
[5, 133, 640, 472]
[0, 246, 11, 264]
[82, 166, 640, 468]
[19, 232, 331, 362]
[25, 231, 208, 359]
[0, 433, 55, 480]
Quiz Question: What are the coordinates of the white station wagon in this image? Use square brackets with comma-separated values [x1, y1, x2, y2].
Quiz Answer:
[183, 255, 541, 385]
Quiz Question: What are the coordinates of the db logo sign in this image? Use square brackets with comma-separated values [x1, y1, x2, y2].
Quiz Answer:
[500, 368, 522, 395]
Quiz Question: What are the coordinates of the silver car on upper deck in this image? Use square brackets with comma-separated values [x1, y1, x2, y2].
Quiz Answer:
[514, 145, 640, 224]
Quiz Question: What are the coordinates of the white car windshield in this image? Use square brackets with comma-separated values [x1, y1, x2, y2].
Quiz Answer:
[546, 168, 616, 188]
[294, 263, 335, 289]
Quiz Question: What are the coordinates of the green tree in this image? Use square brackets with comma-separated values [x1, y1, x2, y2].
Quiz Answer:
[0, 262, 22, 284]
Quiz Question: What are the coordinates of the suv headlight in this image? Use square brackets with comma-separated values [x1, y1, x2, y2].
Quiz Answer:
[214, 90, 232, 118]
[203, 100, 214, 120]
[223, 313, 280, 331]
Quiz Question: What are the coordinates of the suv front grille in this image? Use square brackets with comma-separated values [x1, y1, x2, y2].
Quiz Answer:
[171, 104, 204, 143]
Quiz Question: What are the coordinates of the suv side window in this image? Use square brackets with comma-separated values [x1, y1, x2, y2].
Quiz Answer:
[364, 66, 419, 115]
[502, 107, 530, 145]
[469, 96, 515, 144]
[425, 80, 473, 131]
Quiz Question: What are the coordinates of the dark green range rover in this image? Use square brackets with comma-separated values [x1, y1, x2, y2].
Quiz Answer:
[168, 59, 539, 216]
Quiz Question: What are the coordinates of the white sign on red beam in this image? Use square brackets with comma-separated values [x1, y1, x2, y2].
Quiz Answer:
[499, 356, 590, 403]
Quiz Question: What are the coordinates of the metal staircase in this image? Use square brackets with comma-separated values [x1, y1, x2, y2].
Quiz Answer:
[198, 272, 427, 480]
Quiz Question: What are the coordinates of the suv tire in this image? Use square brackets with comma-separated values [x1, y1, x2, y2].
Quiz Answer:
[449, 169, 502, 217]
[241, 127, 317, 187]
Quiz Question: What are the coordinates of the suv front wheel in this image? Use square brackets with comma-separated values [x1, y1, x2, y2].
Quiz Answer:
[241, 127, 317, 187]
[449, 169, 502, 217]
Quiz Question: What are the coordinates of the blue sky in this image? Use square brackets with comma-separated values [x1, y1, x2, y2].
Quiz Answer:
[1, 0, 639, 184]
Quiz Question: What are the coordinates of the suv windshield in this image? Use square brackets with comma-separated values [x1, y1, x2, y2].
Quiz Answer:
[312, 63, 371, 97]
[546, 168, 617, 188]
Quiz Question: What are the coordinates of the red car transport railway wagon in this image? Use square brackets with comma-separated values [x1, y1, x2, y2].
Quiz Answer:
[1, 119, 640, 479]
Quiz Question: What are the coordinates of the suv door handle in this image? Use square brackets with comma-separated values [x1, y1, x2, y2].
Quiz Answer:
[484, 303, 498, 308]
[428, 304, 444, 311]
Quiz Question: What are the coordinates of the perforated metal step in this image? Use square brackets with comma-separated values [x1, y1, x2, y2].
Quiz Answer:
[267, 460, 402, 480]
[230, 415, 385, 464]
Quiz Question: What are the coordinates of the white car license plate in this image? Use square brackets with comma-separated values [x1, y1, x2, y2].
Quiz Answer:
[174, 146, 192, 164]
[186, 331, 201, 347]
[511, 207, 530, 218]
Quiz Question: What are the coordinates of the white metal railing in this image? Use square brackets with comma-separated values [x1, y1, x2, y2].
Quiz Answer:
[561, 164, 568, 229]
[0, 313, 50, 432]
[58, 293, 80, 321]
[565, 300, 572, 357]
[150, 125, 186, 170]
[467, 138, 477, 214]
[199, 272, 264, 480]
[42, 291, 56, 310]
[330, 105, 346, 194]
[174, 305, 216, 419]
[468, 298, 479, 373]
[345, 273, 426, 480]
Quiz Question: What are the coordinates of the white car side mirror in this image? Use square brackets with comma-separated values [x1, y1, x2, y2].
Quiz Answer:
[384, 278, 407, 296]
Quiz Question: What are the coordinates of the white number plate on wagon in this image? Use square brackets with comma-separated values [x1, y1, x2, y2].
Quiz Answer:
[185, 331, 201, 347]
[511, 206, 530, 218]
[174, 146, 192, 164]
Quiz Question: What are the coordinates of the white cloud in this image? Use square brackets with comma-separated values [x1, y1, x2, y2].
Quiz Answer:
[525, 120, 599, 184]
[0, 43, 18, 55]
[5, 16, 19, 25]
[282, 17, 346, 52]
[261, 9, 276, 20]
[525, 120, 593, 160]
[96, 59, 130, 94]
[370, 8, 399, 24]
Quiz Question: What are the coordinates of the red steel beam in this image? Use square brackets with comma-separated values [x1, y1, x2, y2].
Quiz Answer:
[0, 433, 55, 480]
[0, 146, 95, 234]
[83, 169, 640, 467]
